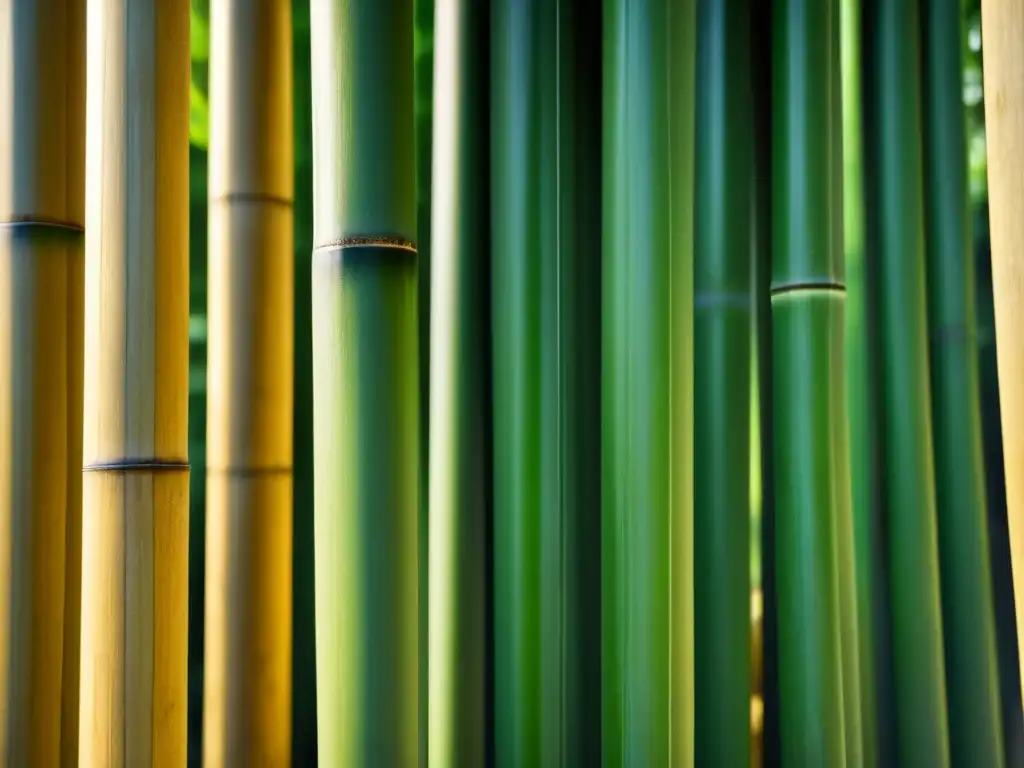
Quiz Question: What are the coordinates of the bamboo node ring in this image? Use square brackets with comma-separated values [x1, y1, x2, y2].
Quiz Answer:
[313, 235, 417, 254]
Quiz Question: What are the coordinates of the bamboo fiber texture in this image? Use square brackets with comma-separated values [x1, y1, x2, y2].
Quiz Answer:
[602, 0, 695, 764]
[310, 1, 419, 764]
[0, 1, 84, 763]
[79, 1, 190, 764]
[203, 0, 294, 765]
[981, 0, 1024, 704]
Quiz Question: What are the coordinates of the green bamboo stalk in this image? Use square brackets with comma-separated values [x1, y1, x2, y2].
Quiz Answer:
[920, 0, 1004, 763]
[770, 0, 845, 763]
[864, 0, 951, 762]
[310, 1, 419, 764]
[602, 0, 694, 763]
[428, 0, 489, 763]
[0, 2, 85, 762]
[830, 1, 864, 764]
[492, 0, 602, 762]
[841, 0, 887, 763]
[694, 0, 752, 763]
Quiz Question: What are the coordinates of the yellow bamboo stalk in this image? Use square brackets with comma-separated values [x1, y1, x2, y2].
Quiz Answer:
[981, 0, 1024, 694]
[203, 0, 294, 764]
[78, 1, 189, 765]
[0, 1, 85, 763]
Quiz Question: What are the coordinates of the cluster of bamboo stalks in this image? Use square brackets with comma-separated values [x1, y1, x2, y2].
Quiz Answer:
[2, 0, 1024, 765]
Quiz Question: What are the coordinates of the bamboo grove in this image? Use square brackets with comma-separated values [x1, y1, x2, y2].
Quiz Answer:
[0, 0, 1022, 765]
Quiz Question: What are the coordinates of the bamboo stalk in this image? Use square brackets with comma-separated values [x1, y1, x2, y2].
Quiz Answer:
[491, 0, 602, 763]
[980, 0, 1024, 707]
[203, 0, 293, 764]
[863, 0, 951, 762]
[429, 0, 489, 763]
[602, 0, 694, 763]
[920, 0, 1004, 763]
[693, 0, 752, 763]
[310, 1, 419, 763]
[78, 0, 190, 764]
[770, 0, 845, 763]
[0, 2, 85, 762]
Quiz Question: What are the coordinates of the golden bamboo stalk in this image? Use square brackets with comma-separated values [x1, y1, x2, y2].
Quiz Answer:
[981, 0, 1024, 693]
[78, 1, 190, 764]
[0, 1, 85, 763]
[203, 0, 294, 764]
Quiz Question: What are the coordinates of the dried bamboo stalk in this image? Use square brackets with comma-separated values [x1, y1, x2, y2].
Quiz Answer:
[0, 1, 85, 763]
[78, 1, 190, 764]
[203, 1, 294, 765]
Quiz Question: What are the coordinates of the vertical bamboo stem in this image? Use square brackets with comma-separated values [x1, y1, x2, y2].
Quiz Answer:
[921, 0, 1004, 763]
[0, 1, 85, 763]
[693, 0, 752, 763]
[78, 1, 190, 764]
[981, 0, 1024, 707]
[203, 0, 293, 764]
[770, 0, 846, 763]
[602, 0, 695, 763]
[310, 1, 419, 764]
[864, 0, 951, 762]
[429, 0, 489, 763]
[491, 0, 602, 763]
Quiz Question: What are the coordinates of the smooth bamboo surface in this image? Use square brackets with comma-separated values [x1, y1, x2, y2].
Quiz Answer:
[770, 0, 845, 763]
[203, 0, 294, 765]
[693, 0, 752, 763]
[429, 0, 489, 763]
[841, 0, 887, 762]
[491, 0, 602, 763]
[981, 0, 1024, 703]
[603, 0, 695, 763]
[310, 1, 420, 764]
[864, 0, 951, 762]
[79, 1, 190, 764]
[0, 1, 85, 763]
[921, 0, 1004, 764]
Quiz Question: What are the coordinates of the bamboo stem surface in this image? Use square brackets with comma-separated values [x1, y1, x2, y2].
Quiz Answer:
[203, 0, 294, 765]
[0, 1, 85, 763]
[79, 1, 190, 764]
[310, 1, 420, 764]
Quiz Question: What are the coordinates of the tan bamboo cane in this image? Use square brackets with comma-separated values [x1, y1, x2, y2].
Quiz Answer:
[203, 0, 294, 764]
[78, 1, 190, 764]
[0, 1, 85, 763]
[981, 0, 1024, 696]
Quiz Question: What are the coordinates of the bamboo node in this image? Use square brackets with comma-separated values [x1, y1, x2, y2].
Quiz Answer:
[313, 235, 417, 254]
[83, 459, 189, 473]
[0, 217, 84, 235]
[769, 279, 846, 297]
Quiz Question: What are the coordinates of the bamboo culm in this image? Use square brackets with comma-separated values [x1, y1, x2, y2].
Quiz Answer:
[693, 0, 753, 764]
[0, 1, 85, 763]
[203, 0, 294, 764]
[310, 1, 419, 763]
[78, 0, 191, 764]
[603, 0, 695, 763]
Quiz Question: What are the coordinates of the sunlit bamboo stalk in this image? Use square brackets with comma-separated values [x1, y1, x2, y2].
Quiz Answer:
[203, 0, 293, 764]
[981, 0, 1024, 705]
[693, 0, 752, 763]
[0, 1, 84, 763]
[920, 0, 1004, 764]
[770, 0, 845, 762]
[78, 1, 190, 764]
[429, 0, 488, 763]
[310, 1, 419, 763]
[602, 0, 695, 763]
